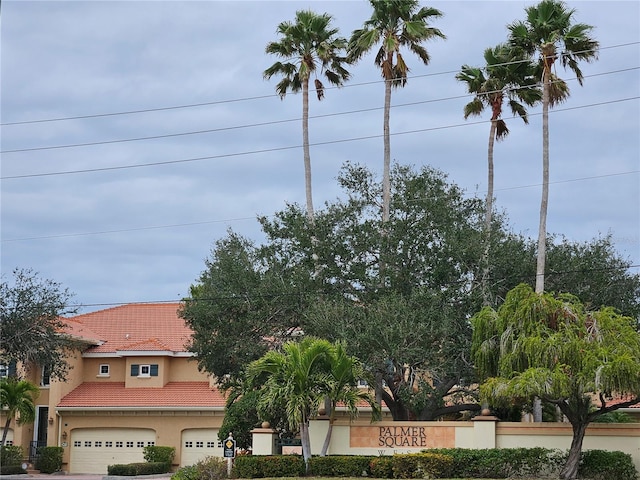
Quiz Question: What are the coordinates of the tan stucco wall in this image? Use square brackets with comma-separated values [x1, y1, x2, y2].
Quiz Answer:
[303, 419, 640, 472]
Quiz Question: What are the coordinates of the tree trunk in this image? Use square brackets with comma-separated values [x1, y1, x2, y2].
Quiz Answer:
[535, 67, 551, 294]
[320, 409, 335, 456]
[300, 420, 312, 471]
[382, 70, 392, 225]
[481, 119, 497, 306]
[1, 416, 11, 446]
[560, 421, 588, 479]
[302, 77, 314, 223]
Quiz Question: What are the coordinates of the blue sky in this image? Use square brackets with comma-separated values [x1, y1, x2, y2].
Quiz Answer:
[1, 1, 638, 312]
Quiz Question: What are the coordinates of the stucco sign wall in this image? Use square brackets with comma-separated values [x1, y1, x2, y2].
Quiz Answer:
[350, 424, 455, 449]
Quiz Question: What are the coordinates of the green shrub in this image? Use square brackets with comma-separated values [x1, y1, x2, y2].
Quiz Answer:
[0, 464, 27, 475]
[171, 464, 199, 480]
[308, 455, 372, 477]
[107, 461, 171, 476]
[233, 455, 305, 478]
[369, 456, 394, 478]
[429, 447, 563, 478]
[392, 453, 453, 479]
[578, 449, 638, 480]
[34, 446, 63, 474]
[196, 456, 229, 480]
[144, 445, 176, 465]
[0, 445, 24, 466]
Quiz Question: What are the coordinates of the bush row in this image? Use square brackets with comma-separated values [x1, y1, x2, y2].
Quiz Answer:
[107, 461, 171, 476]
[205, 448, 638, 479]
[35, 446, 64, 474]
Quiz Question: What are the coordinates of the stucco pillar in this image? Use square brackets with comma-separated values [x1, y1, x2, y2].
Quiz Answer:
[251, 427, 278, 455]
[472, 413, 498, 449]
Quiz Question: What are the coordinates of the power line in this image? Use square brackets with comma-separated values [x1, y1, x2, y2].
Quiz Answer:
[2, 169, 637, 243]
[2, 41, 637, 127]
[68, 262, 640, 311]
[3, 66, 638, 155]
[2, 95, 637, 181]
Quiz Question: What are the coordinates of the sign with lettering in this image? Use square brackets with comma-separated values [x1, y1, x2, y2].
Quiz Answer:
[223, 437, 236, 458]
[350, 424, 455, 450]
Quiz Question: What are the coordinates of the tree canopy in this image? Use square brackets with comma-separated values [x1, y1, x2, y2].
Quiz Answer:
[471, 283, 640, 479]
[181, 162, 640, 422]
[0, 268, 79, 381]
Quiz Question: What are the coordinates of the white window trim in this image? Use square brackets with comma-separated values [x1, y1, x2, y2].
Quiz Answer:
[97, 364, 110, 377]
[138, 364, 151, 378]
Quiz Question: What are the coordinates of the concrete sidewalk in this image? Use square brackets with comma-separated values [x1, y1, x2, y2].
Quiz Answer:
[0, 475, 172, 480]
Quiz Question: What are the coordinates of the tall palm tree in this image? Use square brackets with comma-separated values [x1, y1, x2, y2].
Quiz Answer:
[456, 44, 541, 305]
[264, 10, 350, 223]
[247, 337, 334, 468]
[319, 341, 379, 456]
[508, 0, 598, 294]
[1, 378, 39, 446]
[348, 0, 445, 226]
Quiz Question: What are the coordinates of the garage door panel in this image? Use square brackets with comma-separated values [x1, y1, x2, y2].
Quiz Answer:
[70, 428, 155, 474]
[181, 429, 223, 467]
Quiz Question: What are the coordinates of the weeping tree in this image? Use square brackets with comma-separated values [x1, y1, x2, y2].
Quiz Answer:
[471, 283, 640, 480]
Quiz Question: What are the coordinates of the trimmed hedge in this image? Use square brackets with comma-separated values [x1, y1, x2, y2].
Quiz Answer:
[308, 455, 372, 477]
[0, 445, 24, 466]
[227, 449, 638, 479]
[579, 449, 638, 480]
[35, 446, 64, 474]
[233, 455, 305, 478]
[392, 453, 453, 479]
[0, 464, 28, 475]
[144, 445, 176, 465]
[107, 461, 171, 476]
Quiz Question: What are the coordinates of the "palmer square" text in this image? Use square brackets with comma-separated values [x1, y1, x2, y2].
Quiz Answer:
[378, 426, 427, 447]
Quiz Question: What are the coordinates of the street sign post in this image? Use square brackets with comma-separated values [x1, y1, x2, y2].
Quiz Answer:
[223, 433, 236, 477]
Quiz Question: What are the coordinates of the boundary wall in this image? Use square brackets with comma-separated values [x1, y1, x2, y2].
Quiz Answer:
[252, 415, 640, 472]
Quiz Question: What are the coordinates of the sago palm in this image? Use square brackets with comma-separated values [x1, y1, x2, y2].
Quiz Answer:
[264, 10, 350, 223]
[348, 0, 445, 225]
[508, 0, 598, 294]
[1, 377, 39, 446]
[456, 43, 541, 305]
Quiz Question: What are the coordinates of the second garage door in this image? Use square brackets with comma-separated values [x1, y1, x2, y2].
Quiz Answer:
[69, 428, 156, 474]
[180, 428, 223, 467]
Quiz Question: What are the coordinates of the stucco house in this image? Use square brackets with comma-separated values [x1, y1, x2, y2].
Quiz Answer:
[1, 303, 227, 474]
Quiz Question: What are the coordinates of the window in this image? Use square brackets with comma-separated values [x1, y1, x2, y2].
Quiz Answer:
[74, 441, 81, 447]
[41, 365, 51, 387]
[84, 441, 91, 447]
[137, 441, 144, 447]
[98, 364, 110, 376]
[0, 364, 8, 379]
[131, 364, 159, 377]
[185, 441, 193, 448]
[207, 441, 216, 448]
[147, 441, 155, 446]
[126, 441, 133, 448]
[95, 441, 102, 447]
[116, 441, 123, 448]
[105, 441, 113, 447]
[196, 441, 203, 448]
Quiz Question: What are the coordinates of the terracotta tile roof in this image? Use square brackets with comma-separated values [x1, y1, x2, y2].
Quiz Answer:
[65, 303, 191, 354]
[57, 382, 226, 408]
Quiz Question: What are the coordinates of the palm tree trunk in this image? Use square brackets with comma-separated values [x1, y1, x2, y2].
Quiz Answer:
[481, 120, 497, 306]
[300, 420, 312, 470]
[382, 76, 392, 224]
[535, 69, 550, 294]
[302, 77, 314, 223]
[320, 408, 336, 456]
[560, 421, 588, 479]
[1, 415, 11, 446]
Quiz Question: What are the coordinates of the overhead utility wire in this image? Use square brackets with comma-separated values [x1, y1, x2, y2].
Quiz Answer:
[2, 41, 636, 127]
[67, 262, 640, 310]
[2, 95, 637, 181]
[3, 65, 637, 155]
[3, 169, 637, 243]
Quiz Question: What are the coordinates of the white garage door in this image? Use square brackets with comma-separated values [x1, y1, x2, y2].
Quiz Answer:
[180, 429, 223, 467]
[0, 428, 13, 445]
[69, 428, 156, 474]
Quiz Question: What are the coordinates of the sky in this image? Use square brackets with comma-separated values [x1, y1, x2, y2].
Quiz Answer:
[1, 1, 639, 314]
